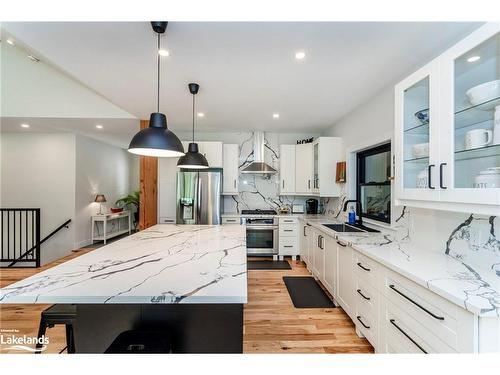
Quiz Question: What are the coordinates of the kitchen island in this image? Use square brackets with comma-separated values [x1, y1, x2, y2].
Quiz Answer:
[0, 224, 247, 353]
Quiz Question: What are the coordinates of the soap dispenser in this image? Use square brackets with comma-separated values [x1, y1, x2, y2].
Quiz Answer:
[348, 205, 356, 225]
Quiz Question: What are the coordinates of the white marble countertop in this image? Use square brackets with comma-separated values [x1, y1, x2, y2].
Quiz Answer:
[305, 217, 500, 318]
[0, 225, 247, 304]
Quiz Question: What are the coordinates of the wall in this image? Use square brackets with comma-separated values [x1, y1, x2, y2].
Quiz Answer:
[0, 133, 76, 264]
[1, 132, 136, 263]
[74, 135, 131, 248]
[1, 41, 134, 119]
[322, 86, 499, 274]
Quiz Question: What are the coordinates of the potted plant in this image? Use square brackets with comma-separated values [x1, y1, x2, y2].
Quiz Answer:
[116, 191, 140, 228]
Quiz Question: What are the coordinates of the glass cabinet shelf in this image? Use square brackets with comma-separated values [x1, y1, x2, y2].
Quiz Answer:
[404, 121, 429, 135]
[455, 143, 500, 161]
[454, 96, 500, 130]
[404, 156, 429, 163]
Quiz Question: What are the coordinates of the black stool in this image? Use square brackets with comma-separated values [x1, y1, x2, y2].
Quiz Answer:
[36, 304, 77, 354]
[105, 330, 171, 354]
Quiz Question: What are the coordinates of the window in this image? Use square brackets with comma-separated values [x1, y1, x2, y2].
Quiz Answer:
[356, 143, 391, 223]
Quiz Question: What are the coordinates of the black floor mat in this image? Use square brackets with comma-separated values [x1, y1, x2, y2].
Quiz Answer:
[247, 260, 292, 270]
[283, 276, 335, 308]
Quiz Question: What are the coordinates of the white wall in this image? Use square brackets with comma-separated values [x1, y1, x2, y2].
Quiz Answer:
[74, 135, 131, 248]
[0, 133, 76, 264]
[1, 42, 135, 119]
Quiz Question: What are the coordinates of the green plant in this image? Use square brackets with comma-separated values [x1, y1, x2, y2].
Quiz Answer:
[116, 191, 140, 210]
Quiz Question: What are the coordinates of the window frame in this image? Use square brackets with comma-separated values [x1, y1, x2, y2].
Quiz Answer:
[356, 142, 391, 224]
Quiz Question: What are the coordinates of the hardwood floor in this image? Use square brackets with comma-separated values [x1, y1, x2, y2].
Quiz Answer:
[0, 250, 373, 354]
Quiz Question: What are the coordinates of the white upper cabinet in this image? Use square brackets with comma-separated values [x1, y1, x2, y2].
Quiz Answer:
[295, 143, 314, 194]
[279, 144, 296, 195]
[199, 141, 223, 167]
[395, 23, 500, 215]
[222, 144, 239, 195]
[312, 137, 343, 197]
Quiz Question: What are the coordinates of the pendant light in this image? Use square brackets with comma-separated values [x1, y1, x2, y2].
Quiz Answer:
[128, 22, 184, 158]
[177, 83, 209, 169]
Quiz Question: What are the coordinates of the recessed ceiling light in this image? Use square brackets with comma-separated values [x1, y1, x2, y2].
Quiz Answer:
[96, 124, 103, 129]
[158, 49, 170, 57]
[6, 39, 14, 45]
[197, 112, 205, 118]
[467, 55, 480, 63]
[21, 123, 30, 128]
[295, 51, 306, 60]
[273, 113, 280, 119]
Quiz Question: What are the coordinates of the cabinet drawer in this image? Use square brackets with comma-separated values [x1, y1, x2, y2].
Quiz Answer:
[383, 268, 475, 352]
[382, 299, 457, 353]
[279, 217, 298, 224]
[159, 217, 176, 224]
[221, 217, 241, 224]
[355, 304, 378, 349]
[279, 224, 299, 237]
[355, 275, 378, 316]
[353, 250, 380, 285]
[279, 237, 299, 255]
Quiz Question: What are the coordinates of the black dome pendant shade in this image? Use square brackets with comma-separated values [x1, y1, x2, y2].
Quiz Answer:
[177, 83, 209, 169]
[128, 22, 184, 158]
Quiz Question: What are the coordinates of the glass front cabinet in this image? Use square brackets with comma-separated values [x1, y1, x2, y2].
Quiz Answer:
[395, 23, 500, 215]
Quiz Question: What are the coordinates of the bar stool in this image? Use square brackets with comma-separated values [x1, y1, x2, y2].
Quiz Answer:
[105, 330, 171, 354]
[36, 304, 77, 354]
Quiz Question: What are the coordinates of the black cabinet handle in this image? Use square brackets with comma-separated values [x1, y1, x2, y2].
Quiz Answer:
[284, 245, 293, 248]
[389, 319, 427, 353]
[308, 180, 311, 189]
[427, 164, 435, 189]
[439, 163, 447, 189]
[234, 179, 237, 188]
[284, 229, 293, 232]
[356, 262, 370, 272]
[319, 235, 324, 249]
[337, 240, 347, 247]
[226, 219, 237, 222]
[282, 180, 285, 189]
[356, 316, 370, 329]
[303, 226, 307, 236]
[356, 289, 371, 300]
[284, 220, 293, 223]
[389, 284, 444, 320]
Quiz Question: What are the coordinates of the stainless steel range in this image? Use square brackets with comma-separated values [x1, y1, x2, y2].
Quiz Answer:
[241, 209, 278, 256]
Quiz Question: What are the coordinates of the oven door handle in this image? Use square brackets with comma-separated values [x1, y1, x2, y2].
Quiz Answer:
[246, 225, 279, 230]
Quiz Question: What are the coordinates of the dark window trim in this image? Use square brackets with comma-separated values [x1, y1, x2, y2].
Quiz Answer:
[356, 142, 391, 224]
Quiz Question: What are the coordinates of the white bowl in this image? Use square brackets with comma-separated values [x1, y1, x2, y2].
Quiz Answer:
[412, 143, 429, 158]
[466, 79, 500, 109]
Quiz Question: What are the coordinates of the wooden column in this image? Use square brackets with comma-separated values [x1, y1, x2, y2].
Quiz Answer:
[139, 119, 158, 230]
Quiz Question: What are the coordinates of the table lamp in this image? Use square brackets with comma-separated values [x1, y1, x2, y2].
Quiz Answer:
[94, 194, 107, 215]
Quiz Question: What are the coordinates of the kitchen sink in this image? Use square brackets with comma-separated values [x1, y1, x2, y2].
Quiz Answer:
[322, 223, 380, 233]
[322, 224, 364, 232]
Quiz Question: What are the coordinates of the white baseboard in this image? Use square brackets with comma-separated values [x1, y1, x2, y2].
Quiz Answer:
[74, 239, 92, 249]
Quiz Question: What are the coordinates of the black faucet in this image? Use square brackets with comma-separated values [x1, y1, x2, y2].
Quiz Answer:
[343, 199, 363, 226]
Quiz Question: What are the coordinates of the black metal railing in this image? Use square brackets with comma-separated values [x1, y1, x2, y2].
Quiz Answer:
[1, 208, 71, 268]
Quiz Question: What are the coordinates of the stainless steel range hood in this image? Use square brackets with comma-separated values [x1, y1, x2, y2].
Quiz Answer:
[240, 131, 277, 174]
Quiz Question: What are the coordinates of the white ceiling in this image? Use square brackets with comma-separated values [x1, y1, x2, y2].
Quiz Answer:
[3, 22, 481, 135]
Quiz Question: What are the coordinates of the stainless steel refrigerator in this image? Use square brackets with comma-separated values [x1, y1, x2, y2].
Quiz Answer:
[176, 168, 223, 225]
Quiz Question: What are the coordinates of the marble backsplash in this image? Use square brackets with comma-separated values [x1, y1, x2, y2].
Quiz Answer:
[223, 132, 318, 213]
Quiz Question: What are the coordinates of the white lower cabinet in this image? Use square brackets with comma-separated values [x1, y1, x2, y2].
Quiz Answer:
[336, 239, 355, 320]
[299, 221, 312, 268]
[312, 232, 325, 281]
[278, 217, 300, 257]
[322, 235, 337, 298]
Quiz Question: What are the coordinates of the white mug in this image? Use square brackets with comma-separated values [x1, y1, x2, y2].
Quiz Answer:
[493, 105, 500, 145]
[465, 129, 493, 150]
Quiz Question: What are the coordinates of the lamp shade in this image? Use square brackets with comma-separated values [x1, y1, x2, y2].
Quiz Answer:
[128, 113, 185, 157]
[94, 194, 107, 203]
[177, 143, 209, 169]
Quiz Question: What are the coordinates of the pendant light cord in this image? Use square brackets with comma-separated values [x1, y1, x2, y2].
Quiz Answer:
[157, 33, 160, 113]
[192, 93, 195, 143]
